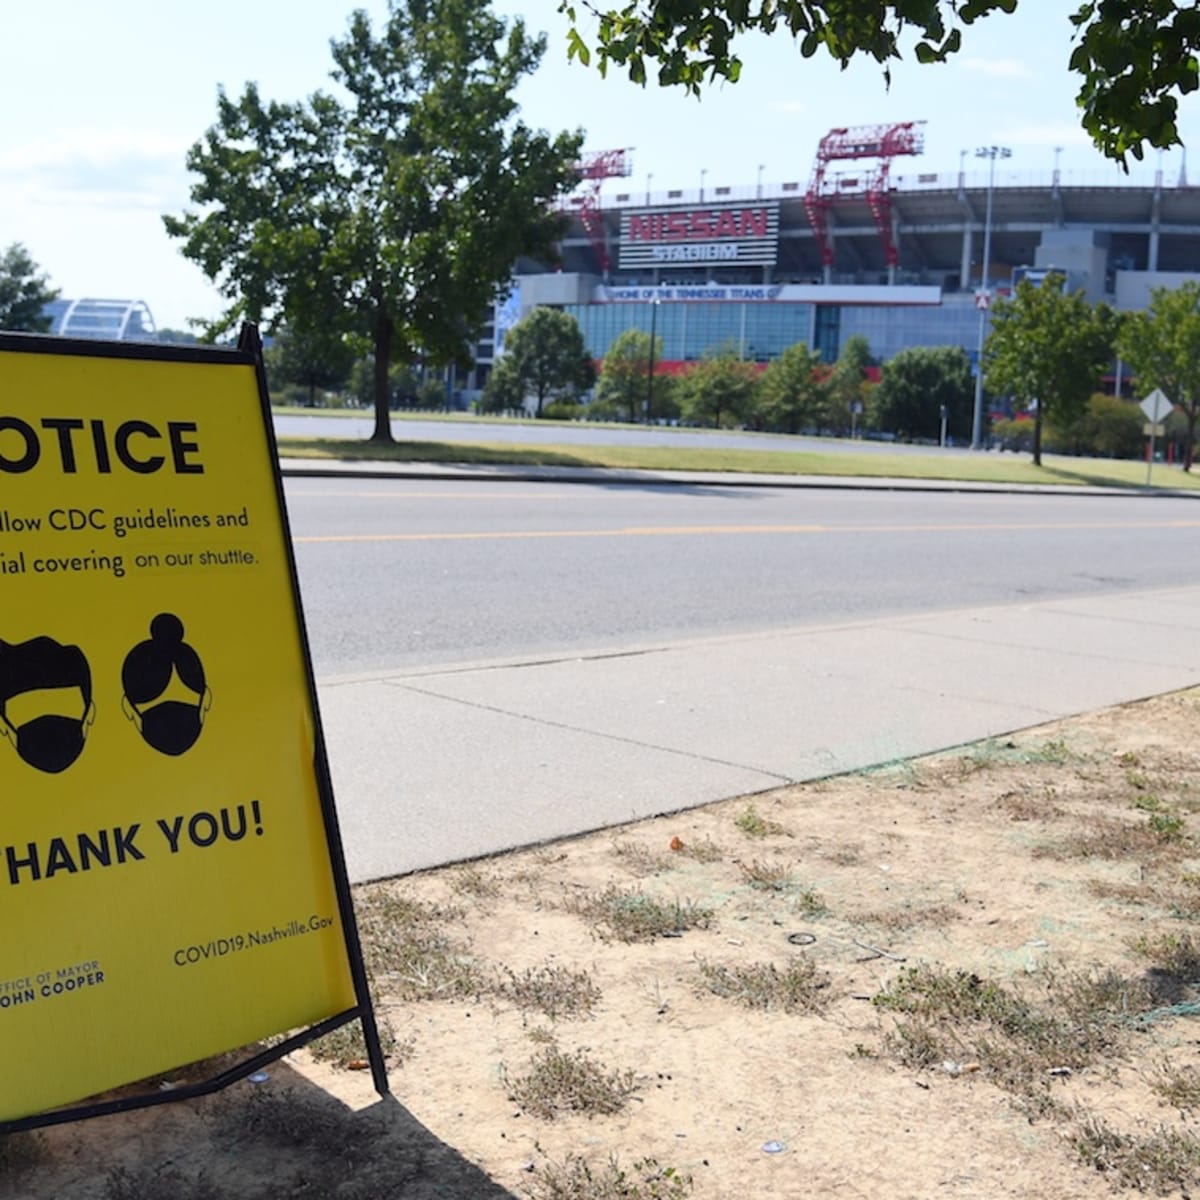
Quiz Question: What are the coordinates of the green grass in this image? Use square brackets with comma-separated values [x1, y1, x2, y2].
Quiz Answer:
[274, 428, 1200, 491]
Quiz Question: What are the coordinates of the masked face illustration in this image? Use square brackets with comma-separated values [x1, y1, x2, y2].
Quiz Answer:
[121, 613, 211, 758]
[0, 639, 95, 775]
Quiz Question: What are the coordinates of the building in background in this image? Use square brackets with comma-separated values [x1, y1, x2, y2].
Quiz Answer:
[43, 298, 157, 341]
[464, 128, 1200, 405]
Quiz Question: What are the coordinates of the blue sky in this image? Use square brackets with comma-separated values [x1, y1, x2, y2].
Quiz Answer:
[3, 2, 1195, 331]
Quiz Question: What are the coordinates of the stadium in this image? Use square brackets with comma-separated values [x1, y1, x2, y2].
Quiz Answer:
[484, 122, 1200, 401]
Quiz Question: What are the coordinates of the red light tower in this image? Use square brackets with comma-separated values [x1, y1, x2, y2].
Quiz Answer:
[566, 148, 633, 275]
[804, 122, 926, 273]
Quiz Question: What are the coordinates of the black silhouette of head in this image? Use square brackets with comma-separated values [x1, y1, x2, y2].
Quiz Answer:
[0, 636, 95, 773]
[121, 613, 210, 757]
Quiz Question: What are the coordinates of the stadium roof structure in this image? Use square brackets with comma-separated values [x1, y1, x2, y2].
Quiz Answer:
[43, 298, 157, 341]
[557, 167, 1200, 287]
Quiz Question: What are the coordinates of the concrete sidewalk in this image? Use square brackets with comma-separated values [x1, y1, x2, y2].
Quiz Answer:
[318, 584, 1200, 883]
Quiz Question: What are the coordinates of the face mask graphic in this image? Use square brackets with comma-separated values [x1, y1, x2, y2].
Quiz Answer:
[6, 713, 88, 774]
[132, 699, 204, 757]
[121, 613, 210, 758]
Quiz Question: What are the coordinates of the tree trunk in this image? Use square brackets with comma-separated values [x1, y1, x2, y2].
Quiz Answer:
[371, 310, 395, 443]
[1032, 405, 1043, 467]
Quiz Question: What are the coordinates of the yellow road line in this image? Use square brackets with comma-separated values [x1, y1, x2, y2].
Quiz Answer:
[295, 518, 1200, 545]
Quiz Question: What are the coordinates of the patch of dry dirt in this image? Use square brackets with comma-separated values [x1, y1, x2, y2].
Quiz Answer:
[10, 689, 1200, 1199]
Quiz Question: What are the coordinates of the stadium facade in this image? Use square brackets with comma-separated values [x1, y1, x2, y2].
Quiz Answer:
[470, 130, 1200, 402]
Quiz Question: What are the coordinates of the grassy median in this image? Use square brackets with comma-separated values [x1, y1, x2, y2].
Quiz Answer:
[274, 432, 1200, 491]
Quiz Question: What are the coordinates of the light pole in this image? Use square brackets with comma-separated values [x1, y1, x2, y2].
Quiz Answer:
[971, 145, 1011, 450]
[757, 164, 765, 199]
[700, 168, 707, 203]
[646, 289, 661, 424]
[646, 172, 653, 205]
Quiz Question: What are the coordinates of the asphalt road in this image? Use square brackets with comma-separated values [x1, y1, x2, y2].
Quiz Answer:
[286, 477, 1200, 679]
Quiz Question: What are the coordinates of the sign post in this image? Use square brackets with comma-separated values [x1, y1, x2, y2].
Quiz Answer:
[0, 327, 386, 1131]
[1140, 387, 1173, 486]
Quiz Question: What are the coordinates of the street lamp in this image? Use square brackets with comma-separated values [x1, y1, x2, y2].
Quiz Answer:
[646, 172, 653, 205]
[757, 164, 765, 199]
[646, 288, 662, 424]
[971, 145, 1012, 450]
[700, 168, 707, 203]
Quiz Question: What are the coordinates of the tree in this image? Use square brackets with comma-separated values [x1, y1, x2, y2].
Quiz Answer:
[0, 244, 58, 332]
[756, 342, 827, 434]
[1117, 281, 1200, 471]
[594, 327, 659, 423]
[983, 275, 1118, 466]
[166, 1, 582, 443]
[827, 334, 872, 436]
[677, 347, 759, 429]
[557, 2, 1199, 165]
[481, 307, 595, 417]
[265, 324, 355, 407]
[1047, 393, 1145, 459]
[873, 345, 973, 442]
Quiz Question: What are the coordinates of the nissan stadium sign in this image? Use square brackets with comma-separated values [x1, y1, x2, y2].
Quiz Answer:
[619, 202, 780, 270]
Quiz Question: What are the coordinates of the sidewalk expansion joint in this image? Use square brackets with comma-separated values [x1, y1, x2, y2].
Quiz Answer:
[392, 681, 795, 784]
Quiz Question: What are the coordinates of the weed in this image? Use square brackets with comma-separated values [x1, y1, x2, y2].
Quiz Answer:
[1152, 1063, 1200, 1112]
[792, 887, 829, 917]
[495, 963, 602, 1021]
[354, 886, 484, 1001]
[958, 739, 1014, 774]
[1148, 810, 1187, 844]
[739, 858, 792, 891]
[852, 902, 960, 931]
[1025, 738, 1075, 765]
[1072, 1110, 1200, 1192]
[505, 1044, 638, 1119]
[1131, 793, 1165, 812]
[1090, 873, 1200, 919]
[525, 1153, 692, 1200]
[310, 1011, 410, 1069]
[610, 840, 669, 876]
[696, 956, 832, 1013]
[994, 788, 1065, 821]
[449, 864, 502, 898]
[960, 737, 1075, 775]
[566, 884, 713, 943]
[1130, 930, 1200, 977]
[678, 836, 724, 863]
[1034, 815, 1188, 862]
[884, 1019, 954, 1068]
[874, 964, 1140, 1094]
[734, 803, 785, 839]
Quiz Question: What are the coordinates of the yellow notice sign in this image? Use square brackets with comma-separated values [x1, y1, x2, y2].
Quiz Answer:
[0, 335, 358, 1123]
